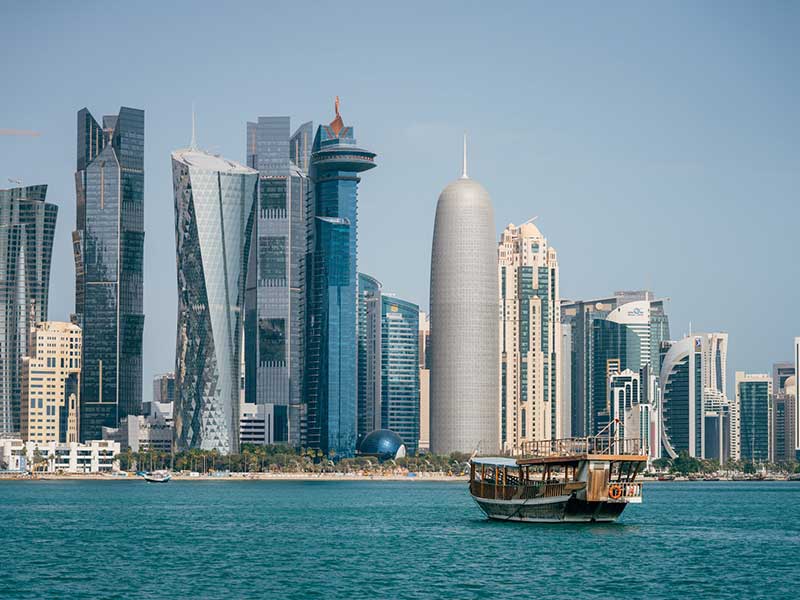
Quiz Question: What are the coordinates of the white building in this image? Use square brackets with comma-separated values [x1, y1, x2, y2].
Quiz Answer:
[239, 403, 285, 446]
[103, 414, 173, 453]
[418, 312, 430, 453]
[795, 337, 800, 454]
[498, 221, 561, 452]
[1, 439, 119, 473]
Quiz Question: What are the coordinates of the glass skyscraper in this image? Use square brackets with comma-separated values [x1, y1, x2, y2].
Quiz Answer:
[171, 147, 257, 453]
[357, 273, 382, 443]
[73, 107, 145, 441]
[304, 99, 376, 458]
[245, 116, 312, 445]
[0, 184, 58, 434]
[735, 372, 772, 463]
[380, 295, 420, 454]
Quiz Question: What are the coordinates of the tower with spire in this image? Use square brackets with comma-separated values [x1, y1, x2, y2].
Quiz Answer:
[304, 98, 377, 458]
[429, 136, 499, 454]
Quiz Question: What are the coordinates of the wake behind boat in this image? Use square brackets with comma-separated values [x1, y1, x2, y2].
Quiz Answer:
[143, 470, 172, 483]
[469, 425, 646, 523]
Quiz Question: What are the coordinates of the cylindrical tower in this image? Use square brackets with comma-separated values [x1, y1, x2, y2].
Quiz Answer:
[429, 144, 499, 454]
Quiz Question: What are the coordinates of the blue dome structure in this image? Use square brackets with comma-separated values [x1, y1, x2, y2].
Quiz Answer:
[358, 429, 406, 461]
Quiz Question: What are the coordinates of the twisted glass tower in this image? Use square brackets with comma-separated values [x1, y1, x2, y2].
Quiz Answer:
[0, 184, 57, 434]
[172, 147, 257, 453]
[73, 107, 145, 441]
[304, 99, 376, 458]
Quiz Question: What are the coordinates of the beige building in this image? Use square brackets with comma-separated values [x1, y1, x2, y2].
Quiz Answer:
[418, 312, 430, 452]
[498, 221, 561, 452]
[20, 321, 82, 444]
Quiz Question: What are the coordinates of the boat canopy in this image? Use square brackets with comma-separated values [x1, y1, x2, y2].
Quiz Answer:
[470, 457, 519, 467]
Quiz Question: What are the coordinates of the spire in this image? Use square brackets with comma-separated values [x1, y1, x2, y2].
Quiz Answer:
[461, 132, 468, 179]
[329, 96, 344, 137]
[190, 103, 197, 150]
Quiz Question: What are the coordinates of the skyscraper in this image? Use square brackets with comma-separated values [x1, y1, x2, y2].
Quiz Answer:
[244, 116, 312, 445]
[561, 291, 670, 437]
[429, 139, 499, 455]
[357, 273, 382, 442]
[381, 295, 420, 454]
[418, 312, 431, 453]
[73, 107, 145, 441]
[171, 145, 257, 453]
[304, 98, 376, 458]
[0, 184, 57, 435]
[498, 221, 561, 452]
[795, 337, 800, 457]
[660, 335, 704, 458]
[735, 372, 772, 463]
[20, 322, 82, 444]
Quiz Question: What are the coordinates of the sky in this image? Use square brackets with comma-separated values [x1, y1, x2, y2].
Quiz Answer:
[1, 1, 798, 401]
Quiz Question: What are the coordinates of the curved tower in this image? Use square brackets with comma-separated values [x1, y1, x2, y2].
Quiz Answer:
[429, 139, 499, 454]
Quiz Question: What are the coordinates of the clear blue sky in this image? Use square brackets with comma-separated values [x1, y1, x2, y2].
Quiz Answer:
[1, 1, 798, 400]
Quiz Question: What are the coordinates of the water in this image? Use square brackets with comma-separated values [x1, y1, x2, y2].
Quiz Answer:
[1, 480, 798, 599]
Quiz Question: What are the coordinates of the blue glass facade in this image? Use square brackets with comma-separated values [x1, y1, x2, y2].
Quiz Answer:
[738, 379, 771, 462]
[0, 185, 57, 434]
[245, 117, 311, 445]
[357, 273, 382, 442]
[304, 103, 376, 458]
[74, 107, 144, 441]
[380, 296, 420, 454]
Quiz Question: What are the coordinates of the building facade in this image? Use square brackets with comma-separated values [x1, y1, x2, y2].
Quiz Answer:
[0, 184, 57, 435]
[304, 99, 376, 458]
[660, 335, 704, 458]
[429, 141, 499, 455]
[20, 322, 82, 444]
[772, 376, 796, 463]
[73, 107, 145, 440]
[561, 291, 670, 438]
[1, 439, 119, 473]
[244, 116, 311, 446]
[418, 312, 431, 453]
[735, 372, 772, 463]
[171, 147, 257, 453]
[795, 338, 800, 456]
[381, 295, 420, 454]
[147, 372, 175, 417]
[498, 221, 561, 452]
[357, 273, 382, 442]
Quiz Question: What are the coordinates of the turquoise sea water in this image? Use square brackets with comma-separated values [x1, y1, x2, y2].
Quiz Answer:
[1, 480, 798, 599]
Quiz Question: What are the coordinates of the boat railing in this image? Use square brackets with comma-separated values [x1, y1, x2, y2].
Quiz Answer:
[470, 479, 568, 501]
[517, 436, 646, 459]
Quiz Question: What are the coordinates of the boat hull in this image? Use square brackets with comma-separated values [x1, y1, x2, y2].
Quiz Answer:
[472, 494, 627, 523]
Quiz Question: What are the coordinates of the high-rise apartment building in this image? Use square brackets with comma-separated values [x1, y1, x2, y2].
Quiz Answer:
[304, 99, 376, 458]
[429, 139, 499, 455]
[0, 184, 57, 435]
[772, 375, 796, 463]
[561, 291, 669, 437]
[735, 372, 772, 463]
[244, 116, 312, 445]
[381, 295, 420, 454]
[498, 221, 561, 452]
[20, 322, 82, 444]
[171, 146, 257, 453]
[73, 107, 145, 441]
[357, 273, 382, 442]
[418, 312, 430, 453]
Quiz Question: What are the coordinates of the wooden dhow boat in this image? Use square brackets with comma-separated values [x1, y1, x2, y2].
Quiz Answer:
[469, 425, 646, 523]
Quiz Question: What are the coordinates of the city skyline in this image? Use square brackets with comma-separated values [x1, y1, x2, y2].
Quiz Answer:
[1, 2, 798, 404]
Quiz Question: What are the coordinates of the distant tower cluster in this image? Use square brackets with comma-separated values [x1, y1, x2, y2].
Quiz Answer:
[429, 139, 499, 455]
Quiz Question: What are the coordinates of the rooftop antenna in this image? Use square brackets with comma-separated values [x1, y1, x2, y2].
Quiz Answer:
[8, 178, 23, 187]
[461, 132, 468, 179]
[190, 103, 197, 150]
[524, 215, 539, 224]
